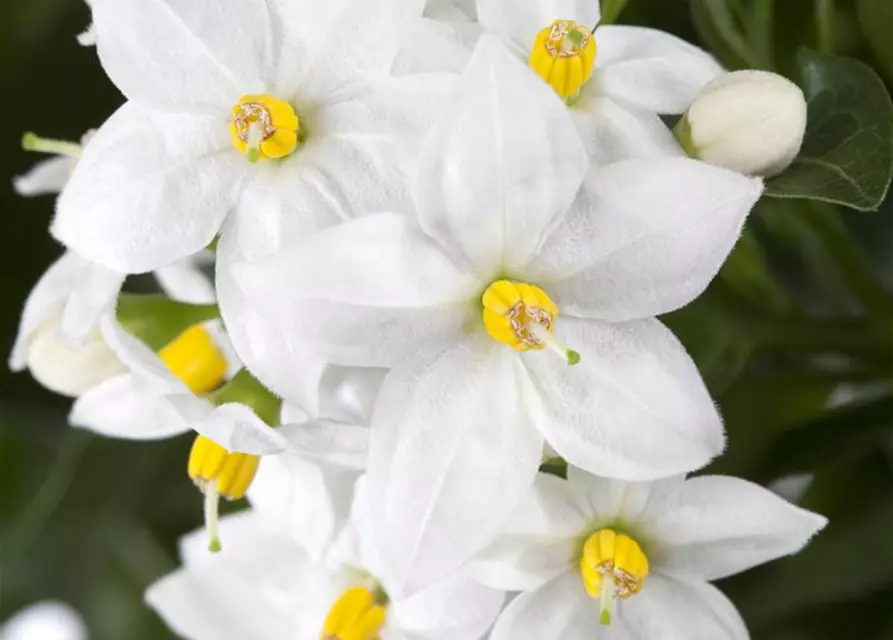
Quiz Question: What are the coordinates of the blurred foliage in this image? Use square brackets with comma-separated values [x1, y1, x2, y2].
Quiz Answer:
[1, 1, 893, 639]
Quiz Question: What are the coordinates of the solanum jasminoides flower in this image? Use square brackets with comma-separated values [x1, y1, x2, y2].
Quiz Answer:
[235, 37, 763, 595]
[475, 0, 724, 164]
[474, 468, 827, 640]
[52, 0, 451, 275]
[146, 482, 504, 640]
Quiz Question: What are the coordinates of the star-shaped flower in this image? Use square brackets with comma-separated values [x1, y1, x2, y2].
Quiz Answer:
[473, 468, 827, 639]
[53, 0, 450, 274]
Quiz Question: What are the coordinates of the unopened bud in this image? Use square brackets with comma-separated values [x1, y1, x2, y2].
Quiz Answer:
[676, 70, 807, 178]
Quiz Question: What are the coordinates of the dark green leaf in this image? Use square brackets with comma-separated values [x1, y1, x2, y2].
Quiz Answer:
[857, 0, 893, 82]
[690, 0, 757, 69]
[766, 49, 893, 211]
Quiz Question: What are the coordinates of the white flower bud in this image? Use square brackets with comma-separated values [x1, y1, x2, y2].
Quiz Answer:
[678, 70, 808, 177]
[26, 315, 126, 397]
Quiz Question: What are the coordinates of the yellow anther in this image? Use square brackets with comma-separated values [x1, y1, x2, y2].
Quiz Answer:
[529, 20, 597, 99]
[482, 281, 579, 364]
[187, 435, 260, 552]
[580, 529, 649, 625]
[158, 325, 228, 396]
[188, 435, 259, 501]
[322, 586, 387, 640]
[229, 94, 299, 162]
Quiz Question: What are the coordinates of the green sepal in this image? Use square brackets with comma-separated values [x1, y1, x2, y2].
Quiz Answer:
[210, 369, 282, 428]
[116, 293, 220, 352]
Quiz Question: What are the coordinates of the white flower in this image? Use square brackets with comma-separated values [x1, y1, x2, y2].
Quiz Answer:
[53, 0, 451, 274]
[235, 37, 764, 595]
[146, 484, 504, 640]
[14, 130, 93, 197]
[475, 0, 724, 164]
[474, 468, 827, 640]
[8, 250, 214, 397]
[679, 70, 808, 177]
[0, 601, 86, 640]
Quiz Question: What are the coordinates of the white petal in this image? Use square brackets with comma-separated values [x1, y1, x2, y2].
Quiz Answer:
[233, 212, 480, 368]
[1, 602, 86, 640]
[280, 420, 370, 469]
[99, 315, 185, 390]
[317, 366, 387, 425]
[58, 262, 125, 347]
[9, 252, 120, 369]
[417, 35, 587, 275]
[624, 574, 748, 640]
[13, 156, 75, 196]
[389, 573, 505, 640]
[303, 72, 456, 217]
[272, 0, 426, 101]
[644, 475, 828, 582]
[153, 254, 215, 304]
[565, 468, 686, 525]
[368, 339, 543, 596]
[249, 453, 358, 561]
[216, 210, 333, 413]
[489, 571, 616, 640]
[478, 0, 600, 50]
[472, 473, 586, 591]
[53, 102, 243, 274]
[70, 374, 189, 439]
[523, 317, 724, 481]
[393, 18, 480, 76]
[166, 397, 290, 455]
[91, 0, 272, 111]
[570, 96, 683, 166]
[594, 26, 724, 114]
[526, 158, 763, 321]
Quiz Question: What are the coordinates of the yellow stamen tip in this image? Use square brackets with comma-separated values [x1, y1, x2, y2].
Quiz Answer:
[158, 324, 228, 396]
[481, 280, 558, 351]
[322, 586, 388, 640]
[529, 19, 597, 99]
[230, 94, 299, 161]
[580, 529, 649, 614]
[187, 435, 260, 501]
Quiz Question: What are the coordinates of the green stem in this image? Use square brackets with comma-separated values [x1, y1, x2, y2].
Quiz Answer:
[815, 0, 834, 53]
[749, 0, 776, 70]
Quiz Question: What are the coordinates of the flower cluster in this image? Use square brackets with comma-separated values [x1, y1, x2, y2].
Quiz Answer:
[12, 0, 825, 638]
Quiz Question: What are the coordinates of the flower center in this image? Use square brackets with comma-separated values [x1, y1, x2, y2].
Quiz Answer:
[580, 529, 650, 626]
[229, 94, 300, 163]
[158, 325, 228, 396]
[187, 435, 260, 552]
[482, 280, 579, 365]
[322, 586, 387, 640]
[529, 19, 598, 99]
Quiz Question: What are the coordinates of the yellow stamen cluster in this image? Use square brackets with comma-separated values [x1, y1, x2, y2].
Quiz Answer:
[482, 280, 558, 351]
[529, 20, 597, 99]
[229, 94, 299, 162]
[580, 529, 649, 624]
[322, 586, 387, 640]
[158, 325, 228, 395]
[188, 435, 260, 501]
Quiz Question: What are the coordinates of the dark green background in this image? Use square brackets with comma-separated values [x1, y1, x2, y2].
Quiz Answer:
[1, 1, 892, 638]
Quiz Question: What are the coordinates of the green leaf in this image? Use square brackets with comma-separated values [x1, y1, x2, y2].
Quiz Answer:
[857, 0, 893, 82]
[765, 48, 893, 211]
[600, 0, 631, 25]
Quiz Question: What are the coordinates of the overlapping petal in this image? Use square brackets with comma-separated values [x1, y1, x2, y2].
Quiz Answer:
[53, 103, 244, 273]
[478, 0, 601, 50]
[91, 0, 273, 111]
[417, 35, 587, 276]
[522, 317, 724, 480]
[593, 26, 724, 114]
[525, 158, 763, 321]
[368, 338, 544, 596]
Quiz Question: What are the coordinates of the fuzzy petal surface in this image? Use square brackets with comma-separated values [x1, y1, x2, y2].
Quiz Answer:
[368, 338, 544, 596]
[526, 158, 763, 321]
[417, 35, 587, 276]
[522, 317, 724, 481]
[643, 475, 828, 582]
[53, 103, 244, 274]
